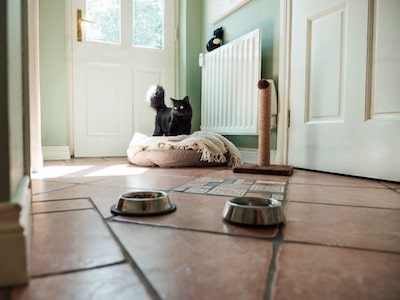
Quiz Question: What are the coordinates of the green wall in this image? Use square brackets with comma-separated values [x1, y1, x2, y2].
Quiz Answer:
[204, 0, 280, 149]
[39, 0, 68, 146]
[179, 0, 203, 131]
[1, 0, 29, 201]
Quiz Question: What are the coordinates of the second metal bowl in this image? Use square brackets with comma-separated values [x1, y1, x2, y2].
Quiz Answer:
[222, 197, 284, 226]
[111, 191, 176, 216]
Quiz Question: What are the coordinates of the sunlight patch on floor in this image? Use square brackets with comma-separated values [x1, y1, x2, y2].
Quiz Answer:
[31, 165, 93, 179]
[85, 164, 148, 177]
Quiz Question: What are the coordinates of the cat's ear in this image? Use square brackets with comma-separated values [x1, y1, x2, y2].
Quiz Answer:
[183, 96, 189, 102]
[170, 98, 176, 103]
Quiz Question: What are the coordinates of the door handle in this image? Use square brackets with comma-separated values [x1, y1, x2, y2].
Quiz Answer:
[77, 9, 95, 42]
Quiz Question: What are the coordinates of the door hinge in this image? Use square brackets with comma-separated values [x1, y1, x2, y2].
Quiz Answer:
[287, 109, 291, 128]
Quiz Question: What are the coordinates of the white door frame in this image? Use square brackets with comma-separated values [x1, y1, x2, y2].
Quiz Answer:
[66, 1, 75, 156]
[276, 0, 292, 165]
[29, 0, 43, 171]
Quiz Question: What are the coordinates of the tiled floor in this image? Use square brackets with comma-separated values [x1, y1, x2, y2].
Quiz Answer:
[5, 158, 400, 299]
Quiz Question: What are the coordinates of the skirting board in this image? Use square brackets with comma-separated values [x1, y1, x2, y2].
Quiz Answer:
[238, 148, 277, 165]
[42, 146, 71, 160]
[0, 176, 31, 287]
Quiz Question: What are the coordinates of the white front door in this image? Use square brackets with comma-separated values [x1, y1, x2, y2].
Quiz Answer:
[72, 0, 176, 157]
[288, 0, 400, 181]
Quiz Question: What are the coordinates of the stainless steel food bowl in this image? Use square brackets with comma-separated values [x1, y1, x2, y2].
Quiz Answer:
[222, 197, 284, 226]
[111, 191, 176, 216]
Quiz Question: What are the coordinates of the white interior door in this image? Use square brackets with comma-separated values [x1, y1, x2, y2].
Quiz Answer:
[72, 0, 175, 157]
[288, 0, 400, 182]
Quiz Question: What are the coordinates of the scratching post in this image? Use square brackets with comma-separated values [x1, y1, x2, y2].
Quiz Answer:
[258, 79, 271, 167]
[233, 79, 293, 176]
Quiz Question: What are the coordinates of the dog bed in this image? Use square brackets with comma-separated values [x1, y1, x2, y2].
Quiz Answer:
[127, 131, 242, 168]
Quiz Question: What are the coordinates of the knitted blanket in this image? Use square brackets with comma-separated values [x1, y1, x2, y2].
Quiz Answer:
[127, 131, 242, 167]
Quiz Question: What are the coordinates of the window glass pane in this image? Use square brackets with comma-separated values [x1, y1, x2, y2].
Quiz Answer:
[86, 0, 121, 44]
[133, 0, 164, 49]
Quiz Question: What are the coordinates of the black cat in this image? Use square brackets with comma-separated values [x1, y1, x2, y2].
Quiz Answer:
[146, 85, 192, 136]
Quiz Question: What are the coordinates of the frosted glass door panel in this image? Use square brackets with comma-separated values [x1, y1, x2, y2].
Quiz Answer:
[86, 0, 121, 44]
[133, 0, 164, 49]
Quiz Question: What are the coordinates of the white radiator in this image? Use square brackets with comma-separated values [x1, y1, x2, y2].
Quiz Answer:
[200, 28, 262, 135]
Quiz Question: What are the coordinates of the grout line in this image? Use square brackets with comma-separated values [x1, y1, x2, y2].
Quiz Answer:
[285, 200, 400, 211]
[31, 197, 91, 202]
[263, 230, 284, 300]
[288, 200, 400, 210]
[31, 183, 80, 196]
[262, 180, 289, 299]
[30, 261, 127, 279]
[87, 197, 162, 300]
[281, 239, 400, 256]
[31, 207, 94, 215]
[288, 182, 388, 189]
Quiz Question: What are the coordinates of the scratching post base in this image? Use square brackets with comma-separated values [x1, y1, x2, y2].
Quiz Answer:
[233, 163, 293, 176]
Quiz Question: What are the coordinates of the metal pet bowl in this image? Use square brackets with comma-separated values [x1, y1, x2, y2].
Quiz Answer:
[111, 191, 176, 216]
[222, 197, 284, 226]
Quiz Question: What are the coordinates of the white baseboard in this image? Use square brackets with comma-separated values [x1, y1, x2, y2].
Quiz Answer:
[238, 148, 278, 165]
[42, 146, 71, 160]
[0, 176, 31, 287]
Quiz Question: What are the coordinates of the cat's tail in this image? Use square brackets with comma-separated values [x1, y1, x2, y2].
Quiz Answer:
[146, 85, 166, 110]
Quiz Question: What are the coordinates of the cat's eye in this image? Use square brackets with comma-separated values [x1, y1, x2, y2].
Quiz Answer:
[174, 107, 177, 110]
[180, 105, 184, 109]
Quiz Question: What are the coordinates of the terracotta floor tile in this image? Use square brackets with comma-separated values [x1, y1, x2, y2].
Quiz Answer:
[102, 156, 131, 164]
[283, 202, 400, 252]
[31, 180, 76, 195]
[88, 185, 141, 218]
[63, 157, 109, 165]
[88, 173, 196, 190]
[272, 243, 400, 300]
[209, 169, 289, 182]
[109, 222, 273, 300]
[41, 160, 68, 167]
[142, 166, 226, 177]
[289, 169, 384, 187]
[77, 164, 149, 177]
[287, 184, 400, 209]
[31, 210, 125, 276]
[32, 184, 102, 202]
[32, 164, 111, 184]
[112, 191, 279, 239]
[32, 199, 92, 214]
[11, 264, 152, 300]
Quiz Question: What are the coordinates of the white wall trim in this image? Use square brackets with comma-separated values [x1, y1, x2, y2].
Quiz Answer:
[42, 146, 71, 160]
[0, 176, 31, 287]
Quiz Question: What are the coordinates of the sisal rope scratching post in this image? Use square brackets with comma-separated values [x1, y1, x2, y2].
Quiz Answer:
[258, 79, 271, 167]
[233, 79, 293, 176]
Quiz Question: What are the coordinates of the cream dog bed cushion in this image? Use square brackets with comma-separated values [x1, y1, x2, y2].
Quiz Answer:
[127, 131, 242, 168]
